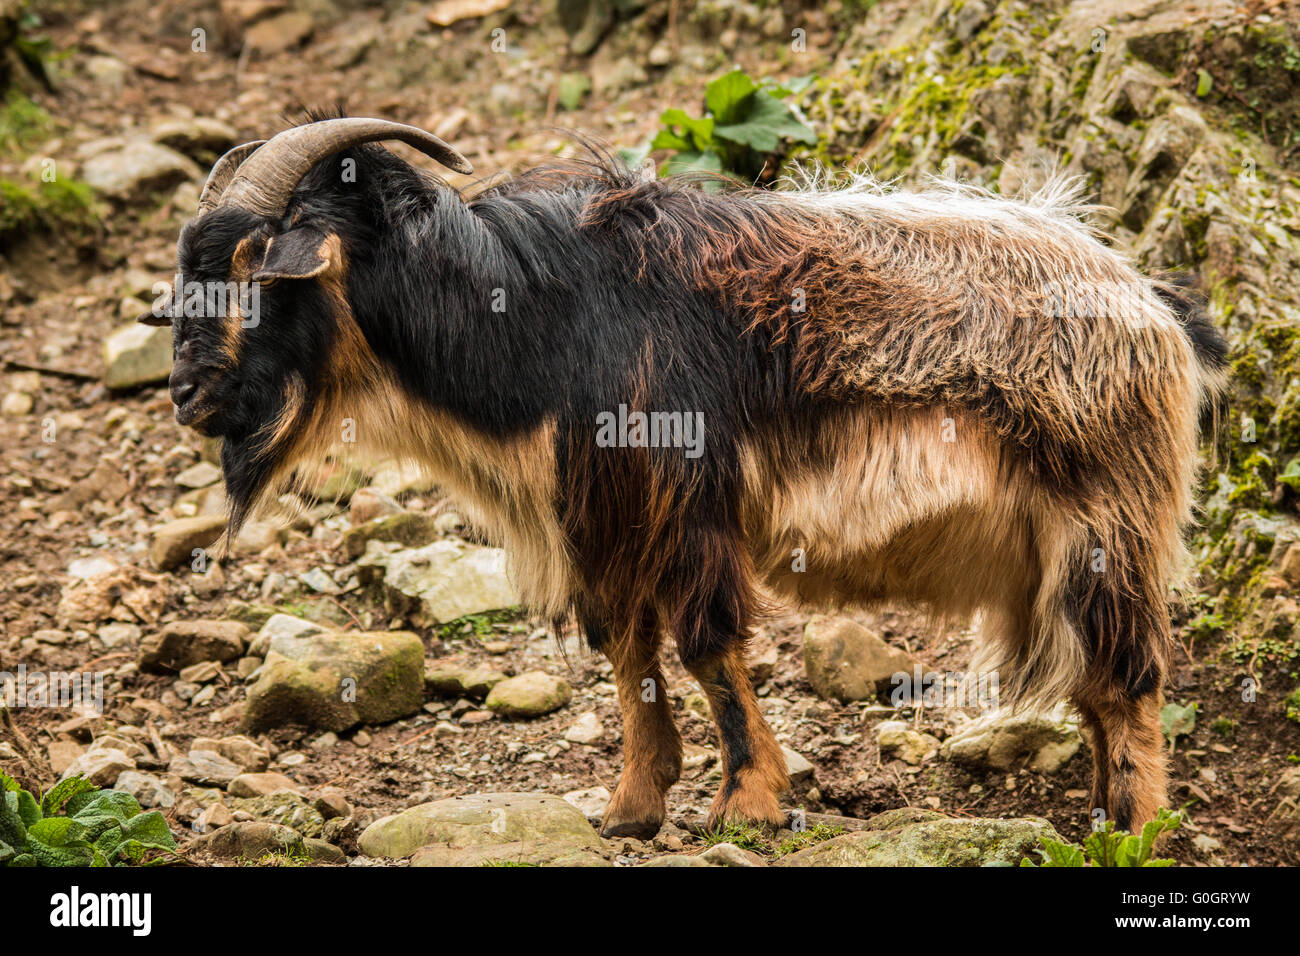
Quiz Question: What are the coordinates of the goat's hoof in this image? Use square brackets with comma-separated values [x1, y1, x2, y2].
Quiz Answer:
[599, 813, 664, 840]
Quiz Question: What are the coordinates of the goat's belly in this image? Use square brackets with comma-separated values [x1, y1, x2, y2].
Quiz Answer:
[742, 406, 1031, 615]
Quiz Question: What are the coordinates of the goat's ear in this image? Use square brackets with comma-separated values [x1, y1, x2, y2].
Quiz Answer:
[137, 307, 172, 327]
[253, 226, 338, 281]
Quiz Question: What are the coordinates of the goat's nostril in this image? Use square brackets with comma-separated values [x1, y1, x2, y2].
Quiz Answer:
[170, 374, 197, 408]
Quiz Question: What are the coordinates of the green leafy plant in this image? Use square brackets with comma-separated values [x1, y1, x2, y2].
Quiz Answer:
[1021, 808, 1183, 867]
[0, 771, 178, 867]
[624, 69, 817, 184]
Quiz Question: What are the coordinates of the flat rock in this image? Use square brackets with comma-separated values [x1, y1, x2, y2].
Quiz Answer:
[876, 720, 942, 766]
[802, 614, 917, 703]
[196, 821, 304, 859]
[359, 792, 601, 859]
[241, 628, 424, 733]
[113, 770, 176, 809]
[409, 840, 611, 867]
[81, 138, 201, 201]
[59, 748, 135, 786]
[150, 515, 228, 570]
[138, 620, 248, 671]
[169, 749, 242, 786]
[486, 671, 572, 718]
[940, 704, 1082, 773]
[358, 538, 518, 624]
[248, 613, 323, 657]
[775, 809, 1059, 867]
[424, 666, 507, 700]
[228, 772, 298, 798]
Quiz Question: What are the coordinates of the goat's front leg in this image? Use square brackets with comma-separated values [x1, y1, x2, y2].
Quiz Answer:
[683, 642, 789, 831]
[593, 615, 682, 839]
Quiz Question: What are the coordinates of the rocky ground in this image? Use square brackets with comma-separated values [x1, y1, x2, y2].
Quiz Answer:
[2, 0, 1299, 867]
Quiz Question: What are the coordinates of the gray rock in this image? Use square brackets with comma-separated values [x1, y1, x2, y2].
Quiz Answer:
[103, 323, 172, 389]
[357, 538, 518, 624]
[409, 840, 611, 867]
[113, 770, 176, 809]
[485, 671, 572, 718]
[875, 720, 941, 766]
[149, 516, 228, 570]
[169, 749, 242, 786]
[175, 461, 222, 489]
[359, 792, 601, 859]
[563, 711, 604, 744]
[782, 745, 815, 785]
[561, 785, 610, 824]
[700, 842, 765, 867]
[196, 821, 304, 859]
[775, 808, 1058, 867]
[228, 772, 298, 798]
[150, 117, 238, 161]
[138, 620, 248, 671]
[802, 614, 917, 703]
[241, 628, 424, 733]
[248, 613, 323, 657]
[81, 139, 201, 201]
[60, 748, 135, 786]
[424, 666, 507, 700]
[940, 704, 1082, 774]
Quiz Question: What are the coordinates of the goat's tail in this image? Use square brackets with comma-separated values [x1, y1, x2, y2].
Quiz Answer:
[1153, 272, 1230, 443]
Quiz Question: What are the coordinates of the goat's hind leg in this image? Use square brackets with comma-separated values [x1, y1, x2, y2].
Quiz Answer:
[589, 610, 682, 839]
[682, 642, 788, 831]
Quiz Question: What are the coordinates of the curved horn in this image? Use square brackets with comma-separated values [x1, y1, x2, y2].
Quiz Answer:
[197, 141, 267, 215]
[217, 117, 473, 220]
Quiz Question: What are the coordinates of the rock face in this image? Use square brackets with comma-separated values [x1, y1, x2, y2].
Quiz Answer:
[359, 792, 603, 864]
[358, 538, 518, 625]
[103, 323, 172, 389]
[940, 704, 1082, 774]
[802, 614, 917, 702]
[138, 620, 248, 671]
[485, 671, 572, 718]
[241, 627, 424, 732]
[776, 808, 1059, 867]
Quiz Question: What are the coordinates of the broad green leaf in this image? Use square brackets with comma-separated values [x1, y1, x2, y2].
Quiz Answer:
[714, 91, 818, 152]
[705, 69, 758, 125]
[119, 811, 175, 850]
[28, 816, 88, 846]
[654, 108, 715, 152]
[1036, 838, 1086, 867]
[40, 775, 97, 817]
[1195, 69, 1213, 97]
[0, 793, 27, 852]
[8, 853, 37, 866]
[661, 149, 724, 178]
[0, 770, 20, 792]
[1278, 457, 1300, 491]
[16, 789, 41, 829]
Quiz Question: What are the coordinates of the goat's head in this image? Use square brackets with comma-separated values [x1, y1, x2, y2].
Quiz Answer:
[141, 117, 471, 524]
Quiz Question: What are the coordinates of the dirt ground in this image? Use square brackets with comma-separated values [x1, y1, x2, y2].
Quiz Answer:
[2, 0, 1298, 867]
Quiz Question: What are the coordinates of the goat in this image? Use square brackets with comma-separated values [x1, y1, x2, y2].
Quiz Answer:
[144, 116, 1228, 838]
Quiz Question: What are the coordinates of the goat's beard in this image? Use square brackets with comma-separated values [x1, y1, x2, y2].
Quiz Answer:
[219, 432, 282, 541]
